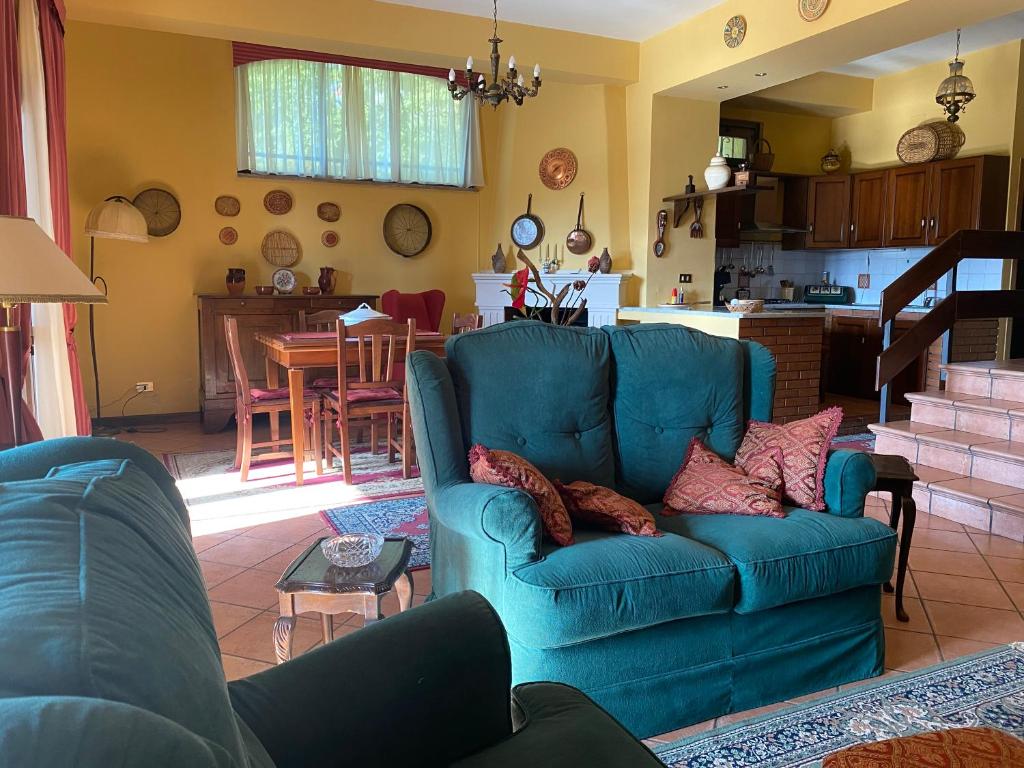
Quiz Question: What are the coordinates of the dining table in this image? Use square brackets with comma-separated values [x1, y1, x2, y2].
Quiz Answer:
[256, 329, 446, 485]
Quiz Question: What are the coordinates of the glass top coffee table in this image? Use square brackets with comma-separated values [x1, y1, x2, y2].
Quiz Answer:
[273, 536, 414, 663]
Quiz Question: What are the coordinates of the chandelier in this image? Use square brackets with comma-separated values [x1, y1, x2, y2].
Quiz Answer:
[935, 28, 976, 123]
[448, 0, 541, 108]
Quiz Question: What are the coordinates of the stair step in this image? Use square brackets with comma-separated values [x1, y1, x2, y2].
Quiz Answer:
[942, 359, 1024, 400]
[969, 440, 1024, 491]
[905, 389, 1024, 439]
[909, 473, 1024, 539]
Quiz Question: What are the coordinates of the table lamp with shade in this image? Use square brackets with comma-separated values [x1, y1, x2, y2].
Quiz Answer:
[84, 196, 148, 435]
[0, 215, 107, 447]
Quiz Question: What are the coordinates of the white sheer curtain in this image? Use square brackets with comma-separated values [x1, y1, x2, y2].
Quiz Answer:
[18, 0, 78, 439]
[236, 59, 483, 188]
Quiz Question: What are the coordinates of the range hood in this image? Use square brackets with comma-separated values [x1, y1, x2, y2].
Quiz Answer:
[739, 176, 808, 240]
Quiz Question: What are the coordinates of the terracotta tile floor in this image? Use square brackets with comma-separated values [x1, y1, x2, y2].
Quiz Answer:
[118, 423, 1024, 747]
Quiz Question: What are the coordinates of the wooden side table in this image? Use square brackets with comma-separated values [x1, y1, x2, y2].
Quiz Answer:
[273, 536, 414, 663]
[870, 453, 918, 623]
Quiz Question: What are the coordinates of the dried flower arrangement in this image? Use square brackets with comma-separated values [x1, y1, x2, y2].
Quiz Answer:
[503, 249, 600, 326]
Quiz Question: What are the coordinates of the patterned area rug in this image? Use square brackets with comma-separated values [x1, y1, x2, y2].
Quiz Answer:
[164, 448, 424, 540]
[831, 432, 875, 453]
[656, 644, 1024, 767]
[320, 497, 429, 570]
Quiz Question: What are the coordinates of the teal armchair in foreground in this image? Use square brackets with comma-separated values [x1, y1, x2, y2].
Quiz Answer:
[0, 437, 660, 767]
[407, 321, 895, 739]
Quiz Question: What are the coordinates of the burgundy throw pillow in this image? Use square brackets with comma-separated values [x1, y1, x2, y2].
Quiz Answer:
[734, 406, 843, 511]
[468, 445, 573, 546]
[662, 438, 785, 518]
[554, 481, 662, 537]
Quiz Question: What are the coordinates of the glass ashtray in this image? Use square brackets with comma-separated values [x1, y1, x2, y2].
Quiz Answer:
[320, 533, 385, 568]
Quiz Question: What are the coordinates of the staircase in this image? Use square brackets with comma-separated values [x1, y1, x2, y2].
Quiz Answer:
[869, 359, 1024, 540]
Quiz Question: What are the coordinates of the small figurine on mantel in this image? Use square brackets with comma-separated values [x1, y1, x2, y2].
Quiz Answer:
[491, 243, 507, 273]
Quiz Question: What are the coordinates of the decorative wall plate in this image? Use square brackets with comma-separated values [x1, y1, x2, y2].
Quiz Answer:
[272, 268, 297, 295]
[219, 226, 238, 245]
[724, 15, 747, 48]
[317, 202, 341, 222]
[215, 195, 240, 216]
[539, 148, 578, 190]
[263, 189, 293, 215]
[261, 230, 301, 267]
[383, 204, 432, 257]
[132, 188, 181, 237]
[798, 0, 829, 21]
[321, 230, 339, 247]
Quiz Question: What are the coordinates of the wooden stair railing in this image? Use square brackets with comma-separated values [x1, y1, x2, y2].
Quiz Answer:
[875, 230, 1024, 422]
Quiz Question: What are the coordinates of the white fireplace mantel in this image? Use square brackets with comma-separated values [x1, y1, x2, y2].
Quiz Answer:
[472, 271, 632, 328]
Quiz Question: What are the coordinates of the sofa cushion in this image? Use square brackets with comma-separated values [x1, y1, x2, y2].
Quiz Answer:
[0, 459, 246, 762]
[554, 480, 660, 537]
[446, 321, 615, 486]
[655, 508, 897, 614]
[503, 530, 735, 647]
[604, 324, 747, 504]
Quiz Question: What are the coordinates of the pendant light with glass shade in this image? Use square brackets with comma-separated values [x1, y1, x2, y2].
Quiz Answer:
[936, 28, 976, 123]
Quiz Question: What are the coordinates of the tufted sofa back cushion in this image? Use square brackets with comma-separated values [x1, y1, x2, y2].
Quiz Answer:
[445, 321, 615, 487]
[605, 324, 747, 504]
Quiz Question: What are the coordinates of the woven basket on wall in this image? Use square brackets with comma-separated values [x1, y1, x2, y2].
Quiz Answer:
[261, 230, 301, 267]
[897, 121, 965, 164]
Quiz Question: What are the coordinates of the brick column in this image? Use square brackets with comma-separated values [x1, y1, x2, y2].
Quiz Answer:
[739, 317, 825, 424]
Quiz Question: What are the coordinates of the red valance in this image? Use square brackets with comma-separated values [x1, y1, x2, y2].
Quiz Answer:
[232, 42, 469, 87]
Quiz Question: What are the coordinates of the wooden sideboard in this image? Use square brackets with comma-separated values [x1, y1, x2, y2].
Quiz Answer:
[197, 294, 377, 432]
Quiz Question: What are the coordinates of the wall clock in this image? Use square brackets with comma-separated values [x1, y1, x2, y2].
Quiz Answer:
[539, 148, 578, 190]
[132, 188, 181, 237]
[799, 0, 829, 21]
[723, 15, 747, 48]
[383, 204, 432, 257]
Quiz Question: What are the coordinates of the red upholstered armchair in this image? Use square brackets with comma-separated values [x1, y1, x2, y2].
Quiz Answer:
[381, 290, 446, 333]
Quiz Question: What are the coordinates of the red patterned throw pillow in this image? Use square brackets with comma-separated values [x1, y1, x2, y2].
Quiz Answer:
[554, 481, 661, 537]
[663, 438, 784, 518]
[468, 445, 574, 546]
[735, 407, 843, 512]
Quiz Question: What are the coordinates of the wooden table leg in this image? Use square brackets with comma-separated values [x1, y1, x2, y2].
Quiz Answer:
[274, 594, 296, 664]
[265, 357, 281, 443]
[288, 367, 305, 486]
[893, 494, 916, 623]
[321, 612, 334, 643]
[883, 493, 903, 596]
[395, 571, 414, 612]
[362, 593, 382, 624]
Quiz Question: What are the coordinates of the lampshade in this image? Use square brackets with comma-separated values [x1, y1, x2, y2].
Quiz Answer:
[84, 196, 149, 242]
[935, 60, 976, 123]
[0, 216, 107, 304]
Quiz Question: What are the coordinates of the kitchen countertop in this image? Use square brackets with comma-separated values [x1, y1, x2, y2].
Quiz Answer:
[619, 303, 933, 320]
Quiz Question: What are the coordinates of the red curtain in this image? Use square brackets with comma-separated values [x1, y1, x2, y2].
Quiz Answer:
[37, 0, 89, 435]
[0, 0, 43, 444]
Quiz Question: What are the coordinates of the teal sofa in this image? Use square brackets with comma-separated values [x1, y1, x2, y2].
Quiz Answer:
[406, 321, 898, 739]
[0, 437, 663, 766]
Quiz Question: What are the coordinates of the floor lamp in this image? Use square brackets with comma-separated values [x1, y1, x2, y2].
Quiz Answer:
[0, 215, 107, 448]
[84, 196, 148, 436]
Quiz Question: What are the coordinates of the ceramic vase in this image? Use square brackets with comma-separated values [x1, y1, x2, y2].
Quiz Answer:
[318, 266, 337, 294]
[704, 154, 732, 190]
[491, 244, 506, 273]
[226, 267, 245, 296]
[598, 247, 612, 274]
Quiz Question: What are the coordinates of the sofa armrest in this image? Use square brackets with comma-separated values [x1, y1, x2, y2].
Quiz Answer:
[823, 449, 877, 518]
[406, 350, 471, 495]
[452, 683, 663, 767]
[433, 482, 543, 570]
[228, 592, 513, 768]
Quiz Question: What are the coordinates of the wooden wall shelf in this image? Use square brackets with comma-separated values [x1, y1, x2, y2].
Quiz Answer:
[662, 185, 772, 228]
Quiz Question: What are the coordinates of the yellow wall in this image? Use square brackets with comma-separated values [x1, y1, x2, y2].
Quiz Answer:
[720, 105, 833, 176]
[832, 40, 1022, 169]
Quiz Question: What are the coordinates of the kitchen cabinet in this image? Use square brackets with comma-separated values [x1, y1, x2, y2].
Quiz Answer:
[849, 170, 887, 248]
[884, 165, 931, 246]
[197, 293, 377, 432]
[714, 192, 742, 248]
[805, 175, 851, 249]
[824, 311, 925, 403]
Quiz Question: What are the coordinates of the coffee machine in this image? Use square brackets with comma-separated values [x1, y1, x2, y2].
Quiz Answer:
[714, 266, 731, 307]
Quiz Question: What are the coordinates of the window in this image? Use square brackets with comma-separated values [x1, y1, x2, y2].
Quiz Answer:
[718, 118, 761, 169]
[235, 57, 483, 188]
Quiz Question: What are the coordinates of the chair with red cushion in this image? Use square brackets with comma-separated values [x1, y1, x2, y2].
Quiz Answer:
[322, 318, 417, 483]
[224, 316, 323, 482]
[381, 290, 445, 333]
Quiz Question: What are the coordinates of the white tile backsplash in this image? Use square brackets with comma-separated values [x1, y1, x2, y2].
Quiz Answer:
[718, 244, 1006, 304]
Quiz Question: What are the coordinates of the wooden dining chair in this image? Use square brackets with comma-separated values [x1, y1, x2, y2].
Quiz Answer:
[298, 309, 340, 332]
[321, 318, 416, 483]
[224, 316, 323, 482]
[452, 312, 483, 334]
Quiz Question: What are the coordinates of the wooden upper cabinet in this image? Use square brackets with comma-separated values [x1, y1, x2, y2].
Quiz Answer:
[929, 155, 1009, 242]
[714, 192, 742, 249]
[805, 175, 851, 249]
[884, 165, 931, 247]
[849, 171, 887, 249]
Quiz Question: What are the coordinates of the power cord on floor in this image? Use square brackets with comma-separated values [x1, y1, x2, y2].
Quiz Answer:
[117, 390, 167, 435]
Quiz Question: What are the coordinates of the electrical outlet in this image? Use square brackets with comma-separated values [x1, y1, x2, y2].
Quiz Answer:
[678, 273, 693, 284]
[857, 273, 870, 289]
[136, 381, 154, 393]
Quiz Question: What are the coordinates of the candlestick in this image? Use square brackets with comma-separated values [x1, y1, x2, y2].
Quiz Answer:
[467, 56, 474, 70]
[509, 55, 516, 71]
[448, 68, 456, 82]
[534, 63, 541, 78]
